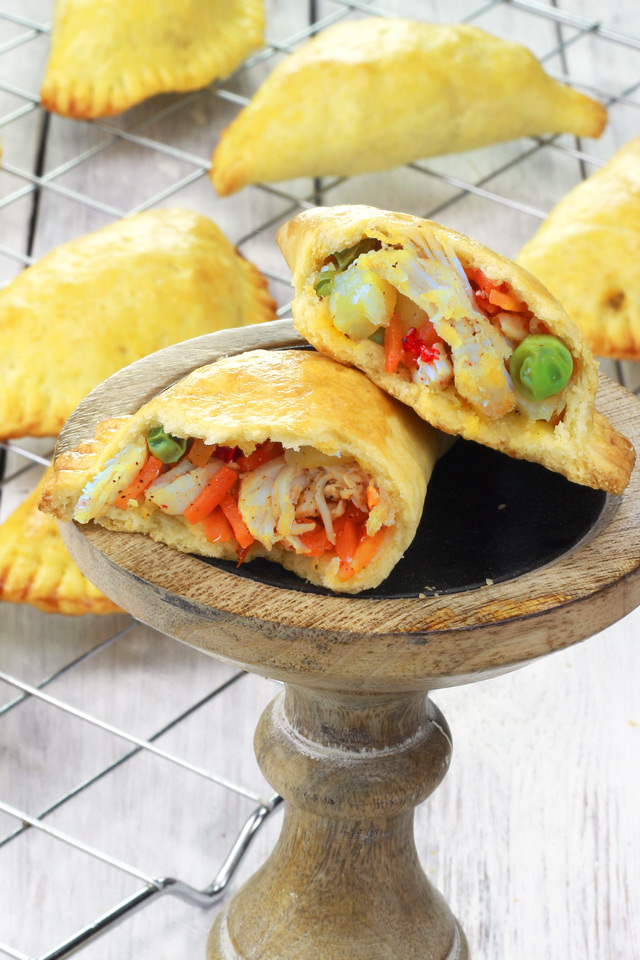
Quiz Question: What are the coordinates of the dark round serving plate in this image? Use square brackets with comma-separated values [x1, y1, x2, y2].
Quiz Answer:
[198, 438, 607, 600]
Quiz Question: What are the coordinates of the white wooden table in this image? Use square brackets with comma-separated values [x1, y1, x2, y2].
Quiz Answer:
[1, 2, 639, 959]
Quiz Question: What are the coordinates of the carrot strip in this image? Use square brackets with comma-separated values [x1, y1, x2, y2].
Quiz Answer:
[467, 266, 528, 314]
[237, 441, 283, 473]
[367, 484, 381, 510]
[184, 465, 238, 524]
[488, 287, 528, 313]
[200, 506, 233, 543]
[187, 438, 215, 468]
[465, 266, 492, 294]
[335, 518, 359, 564]
[114, 456, 163, 509]
[337, 528, 386, 581]
[220, 494, 254, 549]
[384, 313, 403, 374]
[298, 523, 332, 557]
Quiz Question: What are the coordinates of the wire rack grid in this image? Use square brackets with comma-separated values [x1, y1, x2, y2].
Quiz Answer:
[0, 1, 639, 958]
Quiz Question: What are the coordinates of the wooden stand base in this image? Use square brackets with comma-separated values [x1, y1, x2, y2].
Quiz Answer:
[207, 687, 468, 960]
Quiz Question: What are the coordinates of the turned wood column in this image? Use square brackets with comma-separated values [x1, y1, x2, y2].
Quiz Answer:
[208, 686, 468, 960]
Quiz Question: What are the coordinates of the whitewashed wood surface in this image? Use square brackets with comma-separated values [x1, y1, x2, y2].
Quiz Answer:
[1, 2, 639, 959]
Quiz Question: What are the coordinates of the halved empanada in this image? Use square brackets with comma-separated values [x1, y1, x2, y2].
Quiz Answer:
[41, 0, 264, 118]
[277, 204, 634, 495]
[0, 208, 276, 440]
[211, 18, 606, 195]
[0, 470, 121, 615]
[517, 137, 640, 360]
[40, 350, 441, 594]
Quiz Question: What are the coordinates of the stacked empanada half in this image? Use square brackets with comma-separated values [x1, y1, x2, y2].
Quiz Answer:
[40, 350, 442, 595]
[277, 205, 634, 496]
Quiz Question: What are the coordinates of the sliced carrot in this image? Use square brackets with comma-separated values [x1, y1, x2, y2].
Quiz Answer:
[465, 265, 491, 293]
[200, 506, 233, 543]
[298, 522, 332, 557]
[114, 456, 163, 509]
[384, 313, 404, 374]
[337, 528, 386, 581]
[467, 266, 528, 314]
[220, 494, 254, 550]
[184, 465, 238, 524]
[367, 484, 381, 510]
[488, 287, 528, 313]
[342, 501, 369, 525]
[187, 438, 215, 468]
[236, 543, 252, 566]
[335, 518, 359, 564]
[237, 440, 284, 473]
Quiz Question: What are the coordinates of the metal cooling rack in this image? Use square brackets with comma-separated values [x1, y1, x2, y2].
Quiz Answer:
[0, 1, 639, 958]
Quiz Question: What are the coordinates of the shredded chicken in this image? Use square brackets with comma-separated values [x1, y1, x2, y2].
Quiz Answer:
[238, 455, 393, 551]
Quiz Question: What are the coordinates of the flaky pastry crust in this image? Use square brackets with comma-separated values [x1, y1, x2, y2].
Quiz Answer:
[212, 18, 606, 195]
[0, 208, 276, 440]
[41, 350, 441, 594]
[1, 470, 121, 615]
[277, 205, 634, 495]
[41, 0, 264, 118]
[518, 137, 640, 360]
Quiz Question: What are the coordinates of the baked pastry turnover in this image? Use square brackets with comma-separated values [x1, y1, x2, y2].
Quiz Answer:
[518, 137, 640, 360]
[277, 205, 634, 495]
[1, 470, 120, 615]
[41, 0, 265, 118]
[211, 18, 607, 195]
[40, 350, 441, 594]
[0, 208, 276, 439]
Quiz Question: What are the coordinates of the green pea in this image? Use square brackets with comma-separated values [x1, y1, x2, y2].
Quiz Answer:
[368, 327, 385, 345]
[510, 335, 573, 402]
[146, 426, 187, 463]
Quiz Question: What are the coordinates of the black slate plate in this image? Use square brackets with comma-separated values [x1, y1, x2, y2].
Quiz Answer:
[197, 439, 607, 600]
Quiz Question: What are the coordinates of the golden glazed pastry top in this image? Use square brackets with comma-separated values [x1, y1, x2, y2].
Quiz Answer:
[41, 350, 440, 594]
[0, 208, 275, 440]
[41, 0, 264, 118]
[277, 204, 634, 495]
[212, 18, 606, 195]
[518, 136, 640, 360]
[0, 470, 121, 615]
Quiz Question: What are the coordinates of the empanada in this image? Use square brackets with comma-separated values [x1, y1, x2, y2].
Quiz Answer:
[517, 137, 640, 360]
[0, 208, 276, 439]
[41, 0, 264, 118]
[0, 470, 121, 615]
[211, 18, 607, 196]
[40, 350, 440, 594]
[277, 204, 634, 495]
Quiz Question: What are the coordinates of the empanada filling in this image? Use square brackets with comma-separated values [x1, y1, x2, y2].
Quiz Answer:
[314, 234, 575, 423]
[73, 433, 395, 582]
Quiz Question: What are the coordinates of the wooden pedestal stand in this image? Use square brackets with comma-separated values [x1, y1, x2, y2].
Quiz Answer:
[57, 322, 640, 960]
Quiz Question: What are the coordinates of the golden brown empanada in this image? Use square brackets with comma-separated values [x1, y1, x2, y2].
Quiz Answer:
[0, 470, 121, 615]
[517, 137, 640, 360]
[40, 350, 441, 594]
[277, 204, 634, 495]
[41, 0, 264, 118]
[211, 18, 606, 195]
[0, 208, 276, 440]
